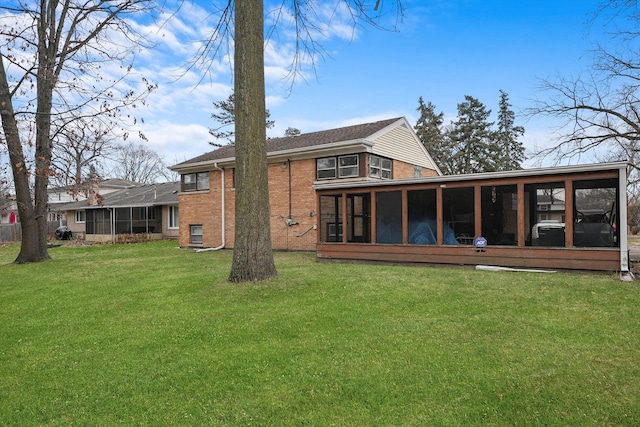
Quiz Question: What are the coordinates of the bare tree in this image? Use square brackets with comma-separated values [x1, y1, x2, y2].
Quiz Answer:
[198, 1, 404, 282]
[108, 142, 169, 184]
[0, 1, 158, 263]
[528, 1, 640, 195]
[50, 120, 117, 191]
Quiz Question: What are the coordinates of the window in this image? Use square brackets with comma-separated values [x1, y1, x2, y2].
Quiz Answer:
[317, 157, 337, 180]
[370, 155, 392, 179]
[190, 225, 203, 244]
[339, 155, 359, 178]
[75, 210, 86, 223]
[317, 155, 360, 180]
[169, 206, 179, 229]
[182, 172, 210, 192]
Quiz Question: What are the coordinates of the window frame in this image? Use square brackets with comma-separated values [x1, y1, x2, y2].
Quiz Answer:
[182, 172, 210, 192]
[369, 155, 392, 179]
[75, 210, 86, 223]
[190, 224, 203, 245]
[338, 154, 359, 178]
[317, 157, 337, 180]
[168, 205, 179, 229]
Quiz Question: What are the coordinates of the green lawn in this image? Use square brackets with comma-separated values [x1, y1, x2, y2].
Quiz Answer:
[0, 241, 638, 426]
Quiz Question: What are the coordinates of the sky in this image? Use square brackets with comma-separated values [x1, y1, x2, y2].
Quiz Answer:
[1, 0, 620, 172]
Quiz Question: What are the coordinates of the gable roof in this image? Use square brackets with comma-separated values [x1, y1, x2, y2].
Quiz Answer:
[53, 181, 179, 211]
[171, 117, 416, 171]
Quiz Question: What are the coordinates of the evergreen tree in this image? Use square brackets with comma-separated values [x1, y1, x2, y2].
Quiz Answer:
[446, 95, 495, 174]
[284, 127, 301, 137]
[414, 97, 455, 173]
[210, 93, 275, 146]
[494, 90, 525, 170]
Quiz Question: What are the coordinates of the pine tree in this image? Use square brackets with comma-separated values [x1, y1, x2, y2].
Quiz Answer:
[414, 97, 455, 173]
[210, 93, 275, 146]
[446, 95, 495, 174]
[494, 90, 525, 170]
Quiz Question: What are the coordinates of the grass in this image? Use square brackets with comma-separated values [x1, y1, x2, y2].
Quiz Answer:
[0, 240, 639, 426]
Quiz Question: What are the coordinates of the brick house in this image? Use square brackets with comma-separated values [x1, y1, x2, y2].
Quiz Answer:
[170, 117, 441, 251]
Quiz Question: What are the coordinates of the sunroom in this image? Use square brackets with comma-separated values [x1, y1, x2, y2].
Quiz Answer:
[314, 161, 630, 277]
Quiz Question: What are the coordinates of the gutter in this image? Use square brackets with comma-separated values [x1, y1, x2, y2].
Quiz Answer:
[196, 163, 226, 252]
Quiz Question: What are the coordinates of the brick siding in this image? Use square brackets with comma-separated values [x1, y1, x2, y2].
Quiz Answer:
[179, 158, 437, 250]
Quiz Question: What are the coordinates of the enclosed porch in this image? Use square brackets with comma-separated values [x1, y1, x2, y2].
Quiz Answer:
[314, 162, 630, 275]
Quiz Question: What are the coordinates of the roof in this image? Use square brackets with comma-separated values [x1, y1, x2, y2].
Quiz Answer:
[171, 117, 404, 170]
[53, 181, 179, 211]
[314, 161, 628, 191]
[48, 178, 140, 194]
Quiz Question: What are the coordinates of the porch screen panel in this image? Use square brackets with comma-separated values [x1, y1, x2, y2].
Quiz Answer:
[115, 208, 131, 234]
[148, 207, 161, 233]
[573, 179, 618, 247]
[481, 185, 518, 245]
[85, 209, 111, 235]
[442, 187, 475, 244]
[129, 206, 161, 233]
[525, 182, 566, 247]
[407, 189, 441, 245]
[376, 191, 402, 244]
[320, 195, 342, 242]
[85, 210, 95, 235]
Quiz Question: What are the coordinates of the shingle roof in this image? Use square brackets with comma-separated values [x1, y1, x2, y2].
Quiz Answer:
[54, 181, 179, 211]
[173, 117, 402, 168]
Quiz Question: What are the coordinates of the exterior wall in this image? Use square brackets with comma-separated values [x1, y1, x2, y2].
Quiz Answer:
[267, 159, 317, 251]
[393, 159, 440, 179]
[178, 171, 221, 247]
[372, 123, 438, 171]
[67, 210, 86, 239]
[178, 159, 319, 250]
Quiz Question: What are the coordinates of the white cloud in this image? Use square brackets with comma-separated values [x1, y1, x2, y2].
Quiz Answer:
[129, 121, 213, 165]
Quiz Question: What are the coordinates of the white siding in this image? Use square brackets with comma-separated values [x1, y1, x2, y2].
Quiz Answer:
[371, 122, 438, 171]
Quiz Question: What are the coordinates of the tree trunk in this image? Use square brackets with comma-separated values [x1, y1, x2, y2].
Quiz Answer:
[0, 56, 50, 263]
[228, 0, 277, 282]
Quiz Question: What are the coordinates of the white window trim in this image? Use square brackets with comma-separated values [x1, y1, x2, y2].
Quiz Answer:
[168, 206, 179, 229]
[338, 154, 359, 178]
[370, 155, 392, 179]
[317, 157, 337, 180]
[75, 210, 86, 223]
[190, 224, 203, 244]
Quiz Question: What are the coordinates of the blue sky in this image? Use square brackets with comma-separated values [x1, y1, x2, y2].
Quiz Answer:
[59, 1, 619, 167]
[139, 0, 610, 167]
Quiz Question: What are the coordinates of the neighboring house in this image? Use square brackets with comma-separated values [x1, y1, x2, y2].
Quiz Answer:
[48, 179, 140, 226]
[55, 181, 179, 242]
[170, 117, 441, 251]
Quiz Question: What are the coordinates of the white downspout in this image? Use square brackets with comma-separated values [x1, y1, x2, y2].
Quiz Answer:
[196, 163, 226, 252]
